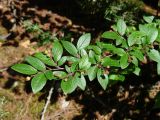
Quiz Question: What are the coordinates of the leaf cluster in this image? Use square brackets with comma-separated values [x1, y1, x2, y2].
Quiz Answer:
[12, 16, 160, 95]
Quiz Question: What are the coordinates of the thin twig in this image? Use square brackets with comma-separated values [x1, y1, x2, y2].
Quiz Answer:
[41, 86, 54, 120]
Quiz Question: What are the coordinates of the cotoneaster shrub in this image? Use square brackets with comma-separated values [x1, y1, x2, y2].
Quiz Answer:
[11, 16, 160, 96]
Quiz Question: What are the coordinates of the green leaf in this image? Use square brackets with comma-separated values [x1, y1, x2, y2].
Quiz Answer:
[11, 64, 38, 75]
[61, 41, 78, 56]
[71, 62, 79, 72]
[101, 31, 124, 45]
[76, 74, 86, 90]
[95, 55, 101, 62]
[65, 65, 71, 73]
[157, 62, 160, 75]
[25, 56, 46, 71]
[53, 71, 67, 79]
[97, 69, 108, 90]
[117, 19, 127, 35]
[89, 50, 96, 64]
[139, 25, 158, 43]
[139, 24, 148, 33]
[101, 31, 119, 39]
[61, 77, 77, 94]
[113, 48, 126, 56]
[148, 49, 160, 62]
[102, 57, 120, 67]
[143, 16, 154, 23]
[120, 53, 129, 69]
[79, 56, 91, 70]
[133, 67, 141, 76]
[44, 70, 55, 80]
[128, 31, 144, 46]
[52, 41, 63, 62]
[130, 49, 144, 61]
[87, 66, 98, 81]
[58, 56, 67, 66]
[116, 36, 124, 46]
[34, 52, 56, 66]
[31, 73, 47, 93]
[103, 44, 116, 51]
[131, 56, 138, 66]
[67, 56, 79, 62]
[77, 33, 91, 50]
[80, 49, 88, 56]
[109, 74, 125, 81]
[121, 40, 128, 49]
[88, 45, 102, 55]
[147, 27, 158, 43]
[103, 44, 125, 56]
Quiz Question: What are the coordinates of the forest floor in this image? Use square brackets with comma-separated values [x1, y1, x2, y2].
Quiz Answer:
[0, 0, 160, 120]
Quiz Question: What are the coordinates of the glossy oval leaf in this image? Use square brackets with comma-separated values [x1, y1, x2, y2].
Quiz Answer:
[148, 49, 160, 62]
[58, 56, 67, 66]
[61, 41, 78, 56]
[102, 57, 120, 67]
[52, 41, 63, 62]
[133, 67, 141, 76]
[67, 56, 79, 62]
[25, 56, 46, 71]
[116, 36, 124, 46]
[109, 74, 125, 81]
[102, 43, 116, 51]
[65, 65, 71, 73]
[53, 71, 67, 79]
[71, 62, 79, 72]
[44, 70, 55, 80]
[76, 74, 86, 91]
[77, 33, 91, 50]
[88, 45, 102, 55]
[97, 69, 108, 90]
[128, 31, 144, 46]
[11, 64, 38, 75]
[117, 19, 127, 36]
[80, 49, 88, 56]
[120, 53, 129, 69]
[101, 31, 119, 39]
[113, 48, 126, 56]
[31, 73, 47, 93]
[95, 55, 101, 62]
[143, 16, 154, 23]
[34, 52, 56, 66]
[61, 78, 77, 94]
[131, 56, 138, 66]
[147, 27, 158, 43]
[139, 25, 158, 43]
[87, 66, 98, 81]
[89, 50, 96, 64]
[79, 56, 91, 70]
[130, 49, 144, 61]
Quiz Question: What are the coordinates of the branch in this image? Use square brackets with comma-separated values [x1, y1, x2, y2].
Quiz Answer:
[41, 86, 54, 120]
